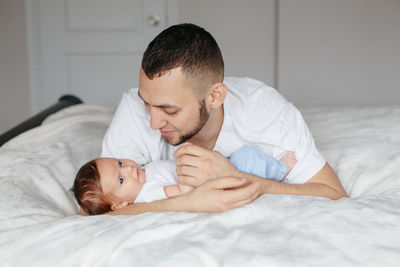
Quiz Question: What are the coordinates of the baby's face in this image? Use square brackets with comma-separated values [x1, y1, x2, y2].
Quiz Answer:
[96, 158, 146, 204]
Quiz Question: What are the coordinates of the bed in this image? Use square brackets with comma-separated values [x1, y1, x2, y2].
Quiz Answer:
[1, 98, 399, 266]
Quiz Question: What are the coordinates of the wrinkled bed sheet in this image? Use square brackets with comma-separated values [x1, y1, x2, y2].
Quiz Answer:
[0, 104, 399, 267]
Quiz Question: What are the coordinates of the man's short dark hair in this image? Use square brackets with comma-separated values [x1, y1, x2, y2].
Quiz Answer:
[141, 23, 224, 95]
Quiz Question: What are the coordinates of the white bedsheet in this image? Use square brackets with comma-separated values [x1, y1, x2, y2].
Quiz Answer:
[0, 104, 399, 267]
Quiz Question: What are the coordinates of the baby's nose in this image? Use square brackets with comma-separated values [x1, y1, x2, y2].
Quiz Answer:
[125, 166, 137, 177]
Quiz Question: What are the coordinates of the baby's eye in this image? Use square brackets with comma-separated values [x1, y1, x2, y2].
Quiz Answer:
[119, 177, 124, 184]
[118, 160, 122, 167]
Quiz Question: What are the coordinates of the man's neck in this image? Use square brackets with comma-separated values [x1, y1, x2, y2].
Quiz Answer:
[188, 105, 224, 150]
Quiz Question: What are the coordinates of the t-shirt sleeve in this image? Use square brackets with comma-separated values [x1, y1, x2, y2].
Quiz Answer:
[280, 105, 326, 184]
[223, 77, 325, 184]
[134, 184, 167, 203]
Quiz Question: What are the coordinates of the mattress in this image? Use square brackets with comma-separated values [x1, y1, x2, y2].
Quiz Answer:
[0, 104, 399, 266]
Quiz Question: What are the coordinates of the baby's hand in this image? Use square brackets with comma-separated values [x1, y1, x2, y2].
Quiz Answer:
[164, 184, 194, 198]
[178, 184, 194, 194]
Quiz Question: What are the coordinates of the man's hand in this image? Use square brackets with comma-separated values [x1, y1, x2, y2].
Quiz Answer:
[174, 143, 239, 187]
[164, 184, 194, 198]
[172, 176, 262, 213]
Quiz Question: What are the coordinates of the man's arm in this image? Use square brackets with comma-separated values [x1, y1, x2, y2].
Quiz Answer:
[239, 163, 347, 200]
[164, 184, 194, 198]
[104, 177, 261, 215]
[174, 144, 347, 200]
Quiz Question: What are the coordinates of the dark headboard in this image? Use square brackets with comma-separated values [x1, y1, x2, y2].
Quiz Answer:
[0, 95, 83, 147]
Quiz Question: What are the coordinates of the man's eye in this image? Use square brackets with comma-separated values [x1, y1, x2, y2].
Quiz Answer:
[119, 177, 124, 184]
[164, 110, 178, 115]
[118, 160, 122, 167]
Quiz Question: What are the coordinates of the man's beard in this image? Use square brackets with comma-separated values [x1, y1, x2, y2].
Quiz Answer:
[163, 99, 210, 146]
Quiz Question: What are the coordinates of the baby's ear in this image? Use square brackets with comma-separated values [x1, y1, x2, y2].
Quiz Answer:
[111, 201, 129, 211]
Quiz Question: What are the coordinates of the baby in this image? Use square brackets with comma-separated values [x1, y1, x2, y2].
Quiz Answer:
[73, 145, 297, 215]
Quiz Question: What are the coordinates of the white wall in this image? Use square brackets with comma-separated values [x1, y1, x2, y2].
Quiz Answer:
[178, 0, 276, 87]
[0, 0, 31, 133]
[179, 0, 400, 106]
[1, 0, 400, 134]
[278, 0, 400, 106]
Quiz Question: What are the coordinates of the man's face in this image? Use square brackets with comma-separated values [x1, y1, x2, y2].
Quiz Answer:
[138, 68, 209, 146]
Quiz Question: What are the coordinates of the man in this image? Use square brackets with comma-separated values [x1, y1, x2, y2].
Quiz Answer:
[100, 23, 347, 215]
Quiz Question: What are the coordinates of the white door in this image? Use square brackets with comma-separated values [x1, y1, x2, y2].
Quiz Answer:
[26, 0, 177, 112]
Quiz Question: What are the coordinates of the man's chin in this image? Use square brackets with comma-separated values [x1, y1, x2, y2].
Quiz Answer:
[162, 133, 193, 146]
[162, 135, 181, 146]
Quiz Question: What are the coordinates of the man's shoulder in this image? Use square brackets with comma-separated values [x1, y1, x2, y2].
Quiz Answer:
[223, 77, 289, 121]
[120, 88, 143, 109]
[101, 87, 164, 163]
[111, 88, 149, 124]
[224, 77, 275, 96]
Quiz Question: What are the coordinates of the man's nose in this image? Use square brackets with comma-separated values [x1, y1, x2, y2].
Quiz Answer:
[149, 107, 167, 130]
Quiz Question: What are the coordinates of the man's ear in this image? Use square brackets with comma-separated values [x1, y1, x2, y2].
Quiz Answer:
[111, 201, 129, 211]
[206, 82, 228, 109]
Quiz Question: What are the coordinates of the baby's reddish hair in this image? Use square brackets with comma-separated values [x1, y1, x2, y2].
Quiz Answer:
[72, 159, 113, 215]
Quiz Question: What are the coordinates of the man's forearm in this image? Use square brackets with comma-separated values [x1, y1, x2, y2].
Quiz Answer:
[261, 178, 344, 200]
[107, 197, 186, 215]
[239, 163, 347, 200]
[104, 177, 261, 215]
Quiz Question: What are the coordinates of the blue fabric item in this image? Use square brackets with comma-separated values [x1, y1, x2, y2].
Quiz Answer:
[229, 145, 286, 181]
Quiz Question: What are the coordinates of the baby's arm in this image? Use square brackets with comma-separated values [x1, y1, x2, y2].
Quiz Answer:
[164, 184, 194, 198]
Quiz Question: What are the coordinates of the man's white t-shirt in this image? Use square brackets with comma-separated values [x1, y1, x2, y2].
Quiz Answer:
[101, 77, 325, 184]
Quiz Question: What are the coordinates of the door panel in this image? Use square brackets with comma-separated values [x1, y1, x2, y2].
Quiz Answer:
[29, 0, 176, 111]
[67, 54, 142, 105]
